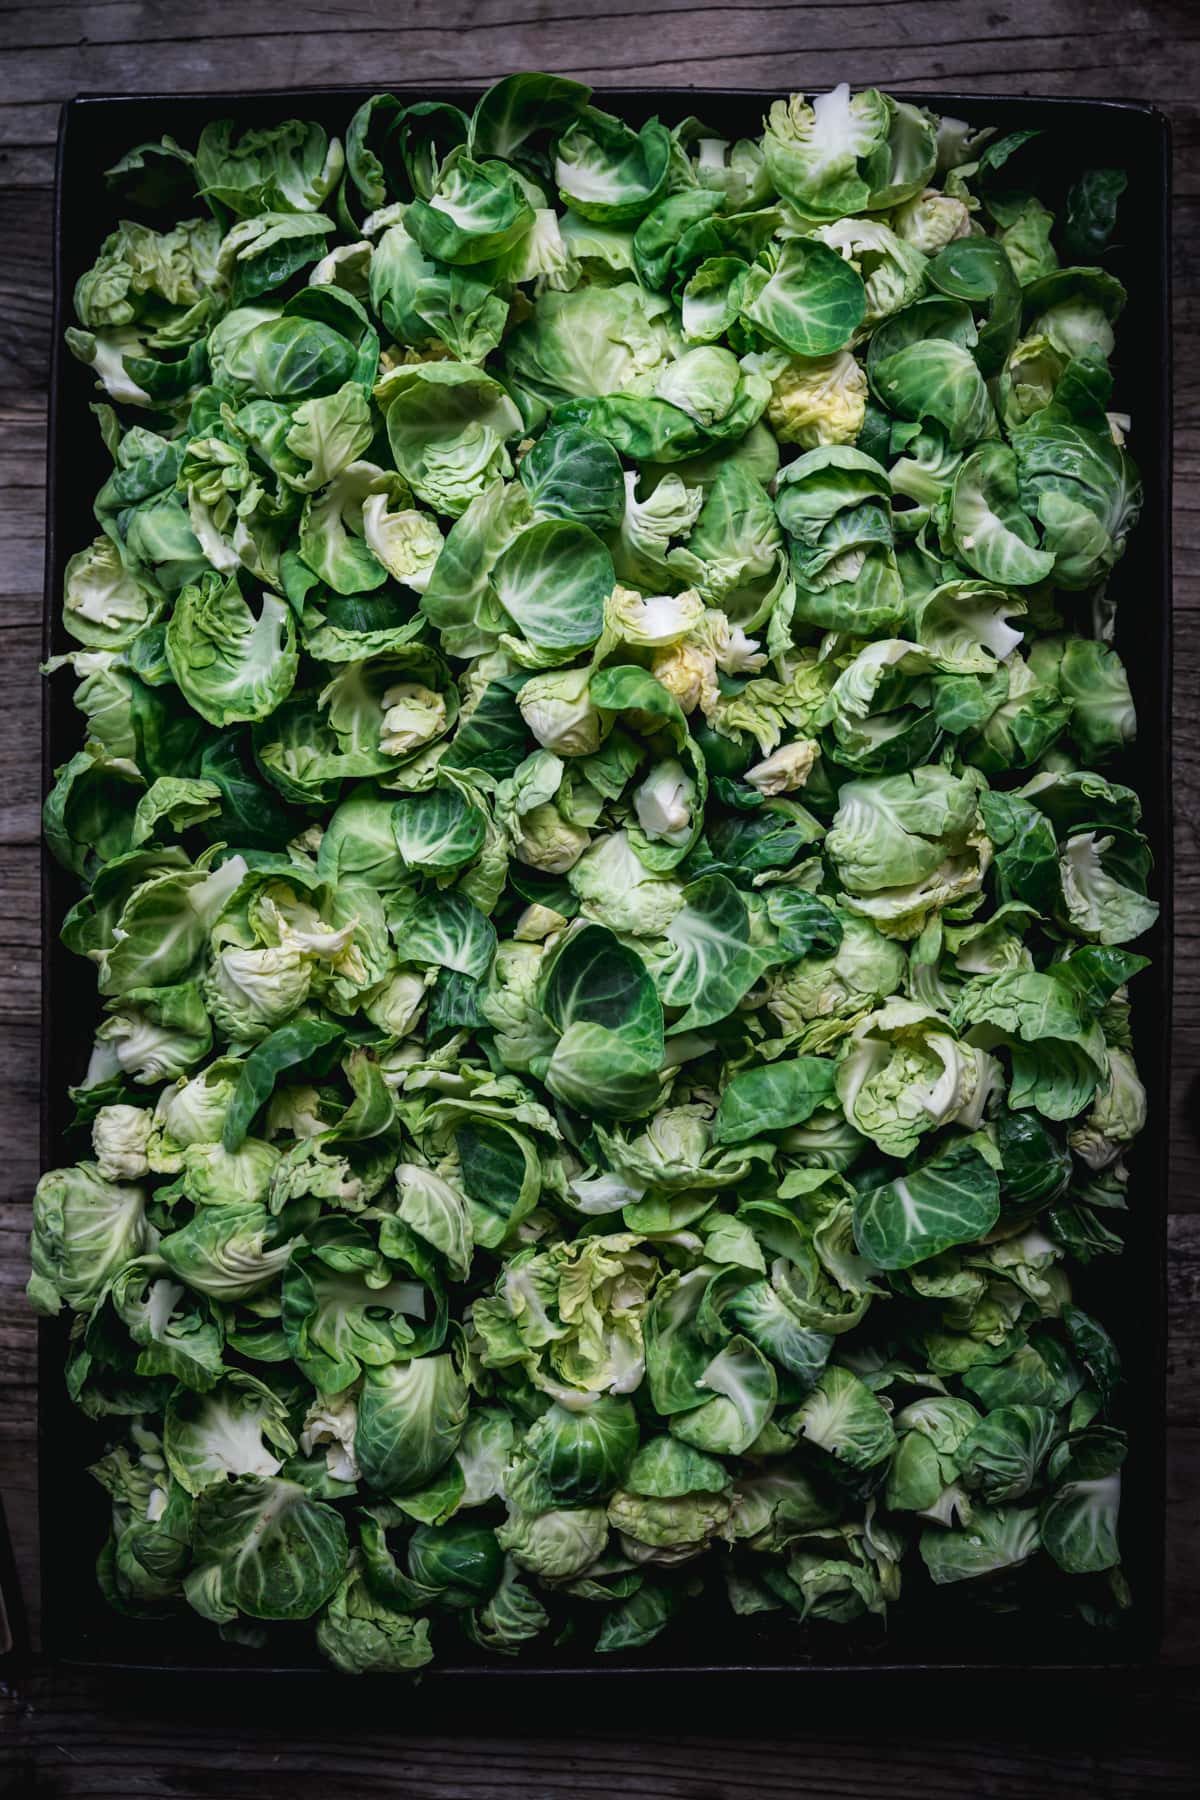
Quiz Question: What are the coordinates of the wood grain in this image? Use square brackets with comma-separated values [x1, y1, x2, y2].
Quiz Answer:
[0, 3, 1198, 1792]
[6, 1683, 1200, 1800]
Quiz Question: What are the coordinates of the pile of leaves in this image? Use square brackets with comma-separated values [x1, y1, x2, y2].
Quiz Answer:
[31, 75, 1151, 1671]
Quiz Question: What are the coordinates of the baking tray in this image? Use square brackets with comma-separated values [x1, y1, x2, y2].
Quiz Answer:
[39, 84, 1172, 1689]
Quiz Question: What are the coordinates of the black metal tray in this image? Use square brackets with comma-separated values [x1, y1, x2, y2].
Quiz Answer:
[39, 84, 1173, 1687]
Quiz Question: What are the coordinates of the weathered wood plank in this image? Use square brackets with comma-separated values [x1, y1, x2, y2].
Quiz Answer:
[4, 1661, 1200, 1797]
[0, 1, 1197, 109]
[0, 7, 1197, 1789]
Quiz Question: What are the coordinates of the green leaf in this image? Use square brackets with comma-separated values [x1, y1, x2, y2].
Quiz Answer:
[491, 519, 614, 650]
[542, 924, 664, 1062]
[658, 875, 771, 1033]
[919, 1505, 1040, 1585]
[380, 361, 521, 518]
[669, 1336, 777, 1455]
[165, 573, 298, 728]
[852, 1139, 1001, 1270]
[1064, 169, 1128, 261]
[740, 238, 866, 356]
[385, 888, 497, 980]
[926, 236, 1021, 378]
[545, 1021, 663, 1118]
[595, 1583, 679, 1653]
[956, 1405, 1060, 1501]
[470, 73, 590, 160]
[950, 444, 1056, 585]
[354, 1355, 469, 1495]
[791, 1364, 896, 1471]
[392, 786, 487, 873]
[223, 1018, 344, 1151]
[189, 1475, 347, 1620]
[555, 109, 672, 224]
[406, 157, 534, 266]
[712, 1056, 838, 1146]
[518, 424, 626, 534]
[455, 1119, 540, 1250]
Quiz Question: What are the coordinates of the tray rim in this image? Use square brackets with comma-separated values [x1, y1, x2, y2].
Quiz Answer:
[38, 80, 1174, 1684]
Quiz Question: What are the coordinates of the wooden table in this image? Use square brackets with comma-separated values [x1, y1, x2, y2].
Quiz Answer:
[2, 3, 1197, 1791]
